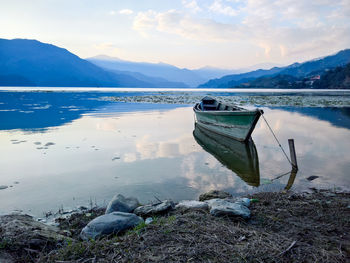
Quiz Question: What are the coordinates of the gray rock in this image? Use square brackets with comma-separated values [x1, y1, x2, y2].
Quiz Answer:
[145, 217, 153, 224]
[0, 214, 69, 250]
[175, 200, 209, 210]
[235, 198, 251, 207]
[105, 194, 140, 214]
[134, 200, 174, 217]
[0, 185, 8, 190]
[206, 199, 251, 219]
[199, 190, 232, 201]
[306, 175, 319, 181]
[80, 212, 143, 240]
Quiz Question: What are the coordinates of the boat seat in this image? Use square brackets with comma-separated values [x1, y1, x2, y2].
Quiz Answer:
[218, 104, 226, 110]
[200, 101, 219, 111]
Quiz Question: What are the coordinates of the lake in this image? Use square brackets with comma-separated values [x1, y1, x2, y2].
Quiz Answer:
[0, 88, 349, 218]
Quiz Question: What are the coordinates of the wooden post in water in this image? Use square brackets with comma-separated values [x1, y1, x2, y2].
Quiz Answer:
[288, 139, 298, 172]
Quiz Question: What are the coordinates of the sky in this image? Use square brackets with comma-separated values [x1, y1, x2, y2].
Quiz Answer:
[0, 0, 350, 69]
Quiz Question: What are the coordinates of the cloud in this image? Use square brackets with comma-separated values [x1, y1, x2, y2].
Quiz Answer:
[92, 42, 121, 56]
[133, 9, 244, 41]
[133, 1, 350, 61]
[119, 9, 134, 15]
[182, 0, 202, 13]
[209, 0, 239, 16]
[133, 10, 159, 31]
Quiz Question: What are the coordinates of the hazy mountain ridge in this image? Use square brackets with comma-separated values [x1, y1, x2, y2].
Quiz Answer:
[1, 38, 349, 89]
[199, 49, 350, 88]
[88, 56, 228, 87]
[0, 39, 187, 88]
[236, 62, 350, 89]
[198, 67, 285, 88]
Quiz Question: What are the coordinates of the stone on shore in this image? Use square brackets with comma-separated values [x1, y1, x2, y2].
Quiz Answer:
[105, 194, 140, 214]
[206, 199, 251, 219]
[0, 214, 68, 250]
[134, 200, 174, 217]
[80, 212, 143, 240]
[232, 197, 251, 207]
[175, 200, 209, 210]
[199, 190, 232, 201]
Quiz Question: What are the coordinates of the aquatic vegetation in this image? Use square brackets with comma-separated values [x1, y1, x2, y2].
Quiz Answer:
[107, 93, 350, 107]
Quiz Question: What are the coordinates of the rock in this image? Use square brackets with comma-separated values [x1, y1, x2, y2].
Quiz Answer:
[235, 198, 251, 207]
[206, 199, 251, 219]
[307, 175, 319, 181]
[134, 200, 174, 217]
[0, 214, 68, 251]
[105, 194, 140, 214]
[175, 200, 209, 210]
[199, 190, 232, 201]
[0, 185, 8, 190]
[145, 217, 153, 224]
[80, 212, 143, 240]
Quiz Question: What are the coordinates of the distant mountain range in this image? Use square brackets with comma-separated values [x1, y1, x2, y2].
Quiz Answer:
[0, 39, 131, 87]
[199, 49, 350, 89]
[0, 39, 237, 87]
[0, 38, 349, 89]
[87, 55, 240, 87]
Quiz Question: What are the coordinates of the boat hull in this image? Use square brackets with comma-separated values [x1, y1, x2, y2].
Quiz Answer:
[193, 124, 260, 186]
[193, 103, 262, 142]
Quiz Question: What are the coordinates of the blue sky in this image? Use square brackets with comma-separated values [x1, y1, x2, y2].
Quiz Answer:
[1, 0, 349, 69]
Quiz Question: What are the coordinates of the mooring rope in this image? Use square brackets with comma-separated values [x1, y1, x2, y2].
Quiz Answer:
[260, 111, 293, 166]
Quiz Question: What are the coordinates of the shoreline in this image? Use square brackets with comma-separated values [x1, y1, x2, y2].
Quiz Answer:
[1, 188, 349, 263]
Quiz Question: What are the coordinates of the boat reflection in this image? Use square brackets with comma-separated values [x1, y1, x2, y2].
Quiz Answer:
[193, 123, 260, 187]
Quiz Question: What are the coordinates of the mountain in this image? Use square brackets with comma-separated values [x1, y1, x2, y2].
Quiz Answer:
[88, 55, 203, 87]
[198, 67, 284, 88]
[0, 39, 186, 88]
[88, 56, 236, 87]
[237, 62, 350, 89]
[191, 66, 243, 81]
[313, 63, 350, 89]
[199, 49, 350, 88]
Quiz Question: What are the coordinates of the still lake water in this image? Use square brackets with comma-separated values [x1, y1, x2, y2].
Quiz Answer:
[0, 88, 350, 218]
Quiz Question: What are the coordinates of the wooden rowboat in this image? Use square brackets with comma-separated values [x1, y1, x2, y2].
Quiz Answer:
[193, 97, 263, 142]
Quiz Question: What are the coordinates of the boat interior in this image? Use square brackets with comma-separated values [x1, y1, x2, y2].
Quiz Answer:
[199, 97, 240, 111]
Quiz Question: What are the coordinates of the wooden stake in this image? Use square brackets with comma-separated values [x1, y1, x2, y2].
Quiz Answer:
[288, 139, 298, 171]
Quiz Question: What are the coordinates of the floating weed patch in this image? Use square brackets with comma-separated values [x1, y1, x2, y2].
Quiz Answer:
[108, 94, 350, 107]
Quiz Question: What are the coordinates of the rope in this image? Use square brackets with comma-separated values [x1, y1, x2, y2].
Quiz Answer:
[260, 111, 293, 166]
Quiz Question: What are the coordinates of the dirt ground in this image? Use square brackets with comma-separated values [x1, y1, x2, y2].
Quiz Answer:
[3, 189, 350, 263]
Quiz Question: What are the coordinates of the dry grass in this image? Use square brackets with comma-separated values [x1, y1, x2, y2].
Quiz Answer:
[4, 190, 350, 263]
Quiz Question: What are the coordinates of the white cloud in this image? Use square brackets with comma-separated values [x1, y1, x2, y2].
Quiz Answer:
[209, 0, 239, 16]
[119, 9, 134, 15]
[92, 42, 121, 56]
[133, 1, 350, 63]
[182, 0, 202, 13]
[133, 9, 244, 41]
[133, 10, 158, 31]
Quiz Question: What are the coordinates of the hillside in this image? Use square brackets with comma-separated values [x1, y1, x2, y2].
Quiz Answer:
[199, 49, 350, 89]
[88, 56, 237, 87]
[238, 63, 350, 89]
[0, 39, 182, 87]
[313, 63, 350, 89]
[88, 56, 205, 87]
